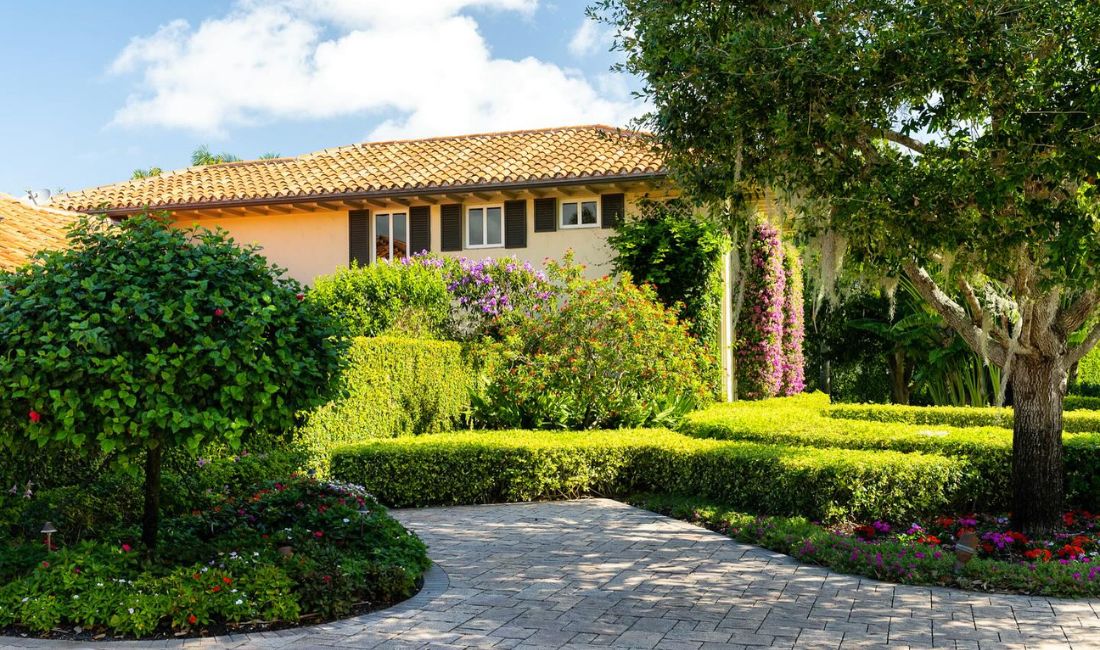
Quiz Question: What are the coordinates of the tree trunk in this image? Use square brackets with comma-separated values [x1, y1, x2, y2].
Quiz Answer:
[888, 349, 911, 405]
[1010, 356, 1067, 535]
[142, 441, 163, 553]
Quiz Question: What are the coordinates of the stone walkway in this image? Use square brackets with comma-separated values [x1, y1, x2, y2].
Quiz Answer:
[4, 499, 1099, 649]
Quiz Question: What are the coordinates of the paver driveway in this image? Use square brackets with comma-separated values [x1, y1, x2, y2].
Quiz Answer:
[4, 499, 1098, 649]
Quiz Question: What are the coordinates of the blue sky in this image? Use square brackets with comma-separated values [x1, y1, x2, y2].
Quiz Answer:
[0, 0, 643, 198]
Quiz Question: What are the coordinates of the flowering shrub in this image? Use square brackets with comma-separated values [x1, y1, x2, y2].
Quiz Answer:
[471, 270, 714, 429]
[780, 243, 806, 395]
[737, 221, 787, 399]
[0, 474, 429, 639]
[435, 255, 556, 340]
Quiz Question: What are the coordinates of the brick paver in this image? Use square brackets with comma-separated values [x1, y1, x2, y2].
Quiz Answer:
[4, 499, 1098, 649]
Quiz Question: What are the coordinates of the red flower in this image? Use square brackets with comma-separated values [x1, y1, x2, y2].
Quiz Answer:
[121, 544, 132, 553]
[28, 410, 41, 424]
[1025, 548, 1052, 562]
[40, 561, 49, 569]
[214, 308, 225, 317]
[193, 572, 201, 581]
[212, 585, 221, 593]
[853, 525, 876, 541]
[222, 576, 232, 585]
[188, 614, 198, 626]
[917, 535, 941, 545]
[1072, 535, 1090, 547]
[313, 530, 324, 539]
[1006, 531, 1029, 545]
[296, 293, 305, 301]
[1058, 544, 1085, 559]
[1064, 512, 1077, 526]
[322, 575, 332, 584]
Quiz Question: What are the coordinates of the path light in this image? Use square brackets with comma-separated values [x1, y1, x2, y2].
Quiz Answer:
[40, 521, 57, 552]
[954, 531, 979, 572]
[358, 504, 371, 537]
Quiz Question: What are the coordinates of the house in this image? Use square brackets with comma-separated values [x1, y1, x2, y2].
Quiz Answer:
[53, 126, 673, 283]
[0, 193, 79, 272]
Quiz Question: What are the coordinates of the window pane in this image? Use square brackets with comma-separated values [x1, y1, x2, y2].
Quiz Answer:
[393, 213, 408, 258]
[487, 207, 502, 246]
[581, 201, 598, 224]
[375, 213, 390, 260]
[468, 208, 484, 245]
[562, 202, 578, 226]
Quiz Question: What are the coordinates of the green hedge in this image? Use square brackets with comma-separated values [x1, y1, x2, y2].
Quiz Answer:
[682, 393, 1100, 510]
[1074, 346, 1100, 396]
[330, 429, 966, 523]
[296, 336, 470, 468]
[826, 402, 1100, 432]
[1066, 395, 1100, 411]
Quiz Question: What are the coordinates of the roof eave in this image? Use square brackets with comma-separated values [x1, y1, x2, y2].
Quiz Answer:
[73, 171, 670, 217]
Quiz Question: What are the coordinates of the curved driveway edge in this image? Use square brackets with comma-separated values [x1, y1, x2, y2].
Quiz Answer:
[2, 499, 1098, 649]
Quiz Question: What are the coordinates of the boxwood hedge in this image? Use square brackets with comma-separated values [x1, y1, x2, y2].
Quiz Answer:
[826, 401, 1100, 432]
[329, 429, 966, 523]
[682, 393, 1100, 510]
[296, 336, 470, 469]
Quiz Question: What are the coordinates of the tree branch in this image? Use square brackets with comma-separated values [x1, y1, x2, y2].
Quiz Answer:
[882, 129, 927, 154]
[1058, 289, 1099, 334]
[1067, 320, 1100, 366]
[958, 278, 984, 326]
[903, 262, 1008, 367]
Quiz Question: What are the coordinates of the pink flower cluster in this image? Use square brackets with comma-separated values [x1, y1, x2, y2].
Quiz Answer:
[736, 222, 805, 399]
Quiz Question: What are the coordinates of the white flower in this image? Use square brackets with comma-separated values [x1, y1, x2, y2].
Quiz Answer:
[128, 608, 135, 615]
[234, 599, 243, 606]
[343, 518, 350, 524]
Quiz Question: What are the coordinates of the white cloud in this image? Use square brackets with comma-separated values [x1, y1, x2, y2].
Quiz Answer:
[568, 18, 605, 58]
[108, 0, 644, 139]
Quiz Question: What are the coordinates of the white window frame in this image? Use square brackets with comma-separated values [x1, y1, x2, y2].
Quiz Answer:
[559, 197, 600, 229]
[465, 203, 505, 249]
[373, 211, 409, 262]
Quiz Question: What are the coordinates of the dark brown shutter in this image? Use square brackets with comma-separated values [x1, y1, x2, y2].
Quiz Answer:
[534, 197, 557, 232]
[441, 204, 463, 252]
[349, 209, 371, 266]
[601, 193, 625, 229]
[504, 200, 527, 249]
[409, 206, 431, 255]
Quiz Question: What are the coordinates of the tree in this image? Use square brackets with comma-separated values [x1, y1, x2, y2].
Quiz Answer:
[131, 167, 163, 180]
[0, 215, 347, 550]
[595, 0, 1100, 533]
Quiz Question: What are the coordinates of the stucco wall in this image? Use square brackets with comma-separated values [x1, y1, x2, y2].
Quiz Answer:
[175, 188, 673, 286]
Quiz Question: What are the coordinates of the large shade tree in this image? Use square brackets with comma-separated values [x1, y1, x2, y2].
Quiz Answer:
[595, 0, 1100, 532]
[0, 215, 347, 550]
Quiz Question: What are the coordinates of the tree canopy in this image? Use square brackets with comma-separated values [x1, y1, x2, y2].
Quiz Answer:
[595, 0, 1100, 532]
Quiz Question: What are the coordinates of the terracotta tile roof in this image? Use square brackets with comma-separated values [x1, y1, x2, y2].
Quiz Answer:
[0, 194, 78, 271]
[55, 125, 667, 214]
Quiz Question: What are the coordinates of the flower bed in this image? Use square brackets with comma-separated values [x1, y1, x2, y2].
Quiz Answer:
[0, 475, 429, 640]
[633, 493, 1100, 597]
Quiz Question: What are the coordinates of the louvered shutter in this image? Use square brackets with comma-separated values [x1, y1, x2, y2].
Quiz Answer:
[441, 204, 463, 252]
[601, 193, 625, 229]
[534, 197, 557, 232]
[409, 205, 431, 255]
[349, 210, 371, 265]
[504, 200, 528, 249]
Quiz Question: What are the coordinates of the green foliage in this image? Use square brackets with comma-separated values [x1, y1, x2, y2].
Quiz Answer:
[0, 475, 429, 637]
[632, 494, 1100, 598]
[0, 215, 347, 547]
[826, 402, 1100, 434]
[1067, 395, 1100, 411]
[608, 199, 728, 345]
[309, 262, 452, 339]
[472, 272, 715, 429]
[296, 336, 470, 470]
[682, 394, 1100, 510]
[330, 429, 965, 523]
[1074, 347, 1100, 396]
[191, 145, 241, 166]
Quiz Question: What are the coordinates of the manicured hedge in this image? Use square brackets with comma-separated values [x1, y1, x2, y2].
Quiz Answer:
[826, 402, 1100, 432]
[682, 393, 1100, 510]
[296, 336, 470, 468]
[1066, 395, 1100, 411]
[330, 429, 966, 523]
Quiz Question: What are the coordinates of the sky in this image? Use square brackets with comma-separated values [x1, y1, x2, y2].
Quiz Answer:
[0, 0, 645, 198]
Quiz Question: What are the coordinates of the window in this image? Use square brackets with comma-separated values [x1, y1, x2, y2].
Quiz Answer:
[560, 199, 599, 228]
[466, 205, 504, 248]
[375, 212, 408, 261]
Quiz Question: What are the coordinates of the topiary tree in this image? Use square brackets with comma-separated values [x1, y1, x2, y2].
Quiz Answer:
[781, 243, 806, 396]
[0, 215, 347, 550]
[595, 0, 1100, 532]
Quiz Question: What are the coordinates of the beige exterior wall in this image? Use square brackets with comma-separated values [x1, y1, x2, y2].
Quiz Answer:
[173, 186, 675, 286]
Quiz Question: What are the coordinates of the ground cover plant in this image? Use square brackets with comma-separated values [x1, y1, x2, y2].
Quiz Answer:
[0, 462, 429, 639]
[632, 493, 1100, 598]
